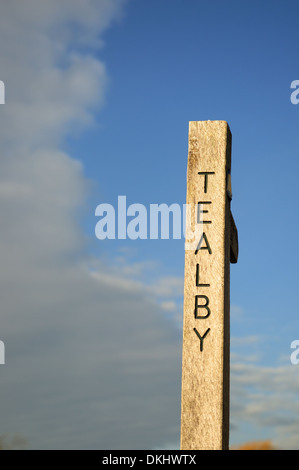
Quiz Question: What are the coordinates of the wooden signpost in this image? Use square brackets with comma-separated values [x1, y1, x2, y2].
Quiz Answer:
[180, 121, 238, 450]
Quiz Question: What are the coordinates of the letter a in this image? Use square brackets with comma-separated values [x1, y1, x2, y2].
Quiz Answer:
[195, 232, 212, 254]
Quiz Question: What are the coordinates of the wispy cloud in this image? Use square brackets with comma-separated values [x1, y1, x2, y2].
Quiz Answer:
[230, 357, 299, 449]
[230, 304, 244, 320]
[0, 0, 182, 450]
[231, 335, 262, 347]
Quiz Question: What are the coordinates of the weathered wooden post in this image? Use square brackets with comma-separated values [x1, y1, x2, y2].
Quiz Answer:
[180, 121, 238, 450]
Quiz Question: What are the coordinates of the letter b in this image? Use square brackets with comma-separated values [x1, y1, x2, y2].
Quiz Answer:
[194, 295, 211, 319]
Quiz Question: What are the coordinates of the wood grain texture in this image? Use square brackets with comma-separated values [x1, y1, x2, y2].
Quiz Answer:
[180, 121, 232, 450]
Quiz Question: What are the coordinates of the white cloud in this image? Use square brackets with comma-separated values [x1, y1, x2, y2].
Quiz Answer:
[231, 335, 262, 347]
[0, 0, 182, 450]
[230, 357, 299, 449]
[230, 304, 244, 320]
[161, 301, 177, 312]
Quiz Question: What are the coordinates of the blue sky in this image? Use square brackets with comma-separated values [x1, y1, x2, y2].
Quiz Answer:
[0, 0, 299, 450]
